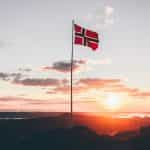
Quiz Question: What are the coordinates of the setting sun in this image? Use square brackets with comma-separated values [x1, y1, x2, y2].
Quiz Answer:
[104, 94, 121, 111]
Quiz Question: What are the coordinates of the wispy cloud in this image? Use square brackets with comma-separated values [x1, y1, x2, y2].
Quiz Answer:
[129, 90, 150, 98]
[42, 59, 87, 73]
[0, 72, 22, 81]
[85, 5, 115, 30]
[0, 40, 12, 48]
[104, 83, 150, 98]
[0, 71, 68, 87]
[0, 96, 95, 111]
[1, 70, 150, 99]
[87, 58, 112, 65]
[51, 85, 90, 94]
[46, 78, 121, 94]
[13, 78, 68, 87]
[78, 78, 121, 88]
[0, 40, 6, 48]
[49, 77, 150, 99]
[18, 68, 32, 72]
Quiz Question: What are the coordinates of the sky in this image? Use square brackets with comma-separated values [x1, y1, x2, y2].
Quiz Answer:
[0, 0, 150, 112]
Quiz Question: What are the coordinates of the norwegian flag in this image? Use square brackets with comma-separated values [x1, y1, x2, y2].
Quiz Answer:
[74, 24, 99, 51]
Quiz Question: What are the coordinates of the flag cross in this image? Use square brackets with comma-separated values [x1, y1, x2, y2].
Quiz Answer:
[74, 24, 99, 50]
[75, 27, 99, 46]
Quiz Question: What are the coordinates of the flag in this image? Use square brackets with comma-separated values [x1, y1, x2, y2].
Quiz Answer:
[74, 24, 99, 51]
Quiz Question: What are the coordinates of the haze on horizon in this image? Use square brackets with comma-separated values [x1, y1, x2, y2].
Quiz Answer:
[0, 0, 150, 113]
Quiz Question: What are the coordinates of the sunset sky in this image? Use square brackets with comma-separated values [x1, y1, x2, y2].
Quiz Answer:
[0, 0, 150, 112]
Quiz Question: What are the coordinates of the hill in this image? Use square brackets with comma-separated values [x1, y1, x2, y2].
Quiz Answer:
[0, 113, 150, 149]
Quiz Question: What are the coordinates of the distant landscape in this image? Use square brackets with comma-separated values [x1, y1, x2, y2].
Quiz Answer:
[1, 112, 150, 150]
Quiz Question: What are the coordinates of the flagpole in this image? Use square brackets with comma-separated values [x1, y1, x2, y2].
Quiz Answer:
[70, 20, 74, 122]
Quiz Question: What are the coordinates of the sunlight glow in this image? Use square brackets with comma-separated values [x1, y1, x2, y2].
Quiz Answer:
[104, 94, 121, 111]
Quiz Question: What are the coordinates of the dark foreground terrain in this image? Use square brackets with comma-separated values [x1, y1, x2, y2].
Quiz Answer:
[0, 113, 150, 150]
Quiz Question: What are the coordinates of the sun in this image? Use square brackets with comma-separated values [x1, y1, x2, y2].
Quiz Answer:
[104, 94, 121, 111]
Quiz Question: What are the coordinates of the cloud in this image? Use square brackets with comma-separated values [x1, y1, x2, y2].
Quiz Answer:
[96, 5, 114, 27]
[0, 71, 70, 87]
[0, 71, 68, 87]
[52, 85, 90, 94]
[85, 5, 114, 30]
[87, 58, 112, 65]
[78, 78, 121, 88]
[18, 68, 32, 72]
[0, 40, 8, 48]
[0, 72, 22, 81]
[1, 70, 150, 99]
[129, 91, 150, 98]
[50, 77, 150, 99]
[0, 96, 29, 102]
[0, 40, 12, 48]
[13, 78, 68, 87]
[0, 96, 95, 111]
[42, 59, 87, 73]
[0, 96, 95, 104]
[47, 78, 121, 94]
[104, 83, 150, 98]
[0, 41, 5, 48]
[43, 58, 111, 74]
[105, 6, 114, 17]
[0, 72, 9, 81]
[104, 84, 138, 93]
[0, 95, 97, 111]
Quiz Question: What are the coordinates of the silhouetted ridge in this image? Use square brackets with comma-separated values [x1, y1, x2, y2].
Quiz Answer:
[18, 126, 113, 150]
[1, 114, 150, 149]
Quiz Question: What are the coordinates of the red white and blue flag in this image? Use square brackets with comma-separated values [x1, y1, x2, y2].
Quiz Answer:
[74, 24, 99, 51]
